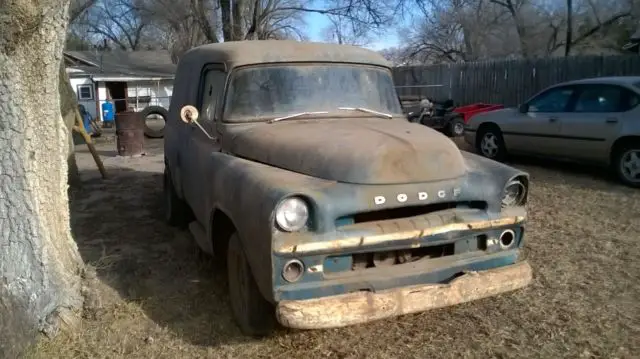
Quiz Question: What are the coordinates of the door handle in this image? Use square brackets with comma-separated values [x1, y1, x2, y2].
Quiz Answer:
[548, 117, 558, 122]
[606, 117, 618, 124]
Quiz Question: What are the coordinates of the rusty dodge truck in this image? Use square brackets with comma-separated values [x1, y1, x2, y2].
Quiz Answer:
[163, 40, 533, 336]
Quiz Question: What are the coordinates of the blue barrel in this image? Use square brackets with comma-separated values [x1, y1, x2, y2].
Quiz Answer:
[102, 101, 115, 123]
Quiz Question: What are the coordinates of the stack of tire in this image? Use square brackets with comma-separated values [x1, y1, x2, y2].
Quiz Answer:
[140, 105, 169, 139]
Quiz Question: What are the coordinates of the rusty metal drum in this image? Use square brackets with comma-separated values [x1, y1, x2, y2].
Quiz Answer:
[115, 111, 144, 156]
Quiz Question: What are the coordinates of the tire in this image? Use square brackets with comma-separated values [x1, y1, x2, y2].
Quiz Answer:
[444, 116, 465, 137]
[418, 113, 429, 126]
[163, 168, 191, 227]
[408, 114, 420, 123]
[141, 105, 169, 139]
[227, 233, 276, 337]
[476, 126, 507, 162]
[613, 143, 640, 188]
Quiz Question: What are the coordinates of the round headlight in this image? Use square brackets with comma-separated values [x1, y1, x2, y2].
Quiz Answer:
[501, 179, 527, 208]
[275, 197, 309, 232]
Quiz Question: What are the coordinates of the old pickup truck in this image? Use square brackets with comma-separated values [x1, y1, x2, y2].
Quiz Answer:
[163, 40, 533, 336]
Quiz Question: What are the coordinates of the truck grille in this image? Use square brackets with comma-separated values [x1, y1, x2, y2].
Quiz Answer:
[335, 201, 487, 227]
[323, 234, 489, 274]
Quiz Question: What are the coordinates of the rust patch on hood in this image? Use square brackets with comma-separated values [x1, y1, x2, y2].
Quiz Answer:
[228, 118, 466, 185]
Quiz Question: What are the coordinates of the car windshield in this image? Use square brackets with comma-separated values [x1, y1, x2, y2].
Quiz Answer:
[223, 64, 403, 122]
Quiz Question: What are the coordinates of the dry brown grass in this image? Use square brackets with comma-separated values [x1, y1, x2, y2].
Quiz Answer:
[27, 136, 640, 359]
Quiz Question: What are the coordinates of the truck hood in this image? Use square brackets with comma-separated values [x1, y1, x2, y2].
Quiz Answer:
[227, 119, 467, 185]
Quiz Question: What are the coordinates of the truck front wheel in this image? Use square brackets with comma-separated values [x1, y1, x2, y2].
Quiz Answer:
[227, 233, 276, 336]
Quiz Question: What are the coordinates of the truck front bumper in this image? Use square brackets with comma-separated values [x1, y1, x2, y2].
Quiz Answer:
[275, 260, 532, 330]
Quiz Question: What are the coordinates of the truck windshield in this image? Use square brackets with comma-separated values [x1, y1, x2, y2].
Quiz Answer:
[223, 64, 403, 122]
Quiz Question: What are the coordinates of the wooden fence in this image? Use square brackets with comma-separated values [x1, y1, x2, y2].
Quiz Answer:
[392, 55, 640, 107]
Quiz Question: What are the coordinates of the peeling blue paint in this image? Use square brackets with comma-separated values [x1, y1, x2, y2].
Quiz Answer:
[323, 255, 352, 273]
[274, 250, 519, 301]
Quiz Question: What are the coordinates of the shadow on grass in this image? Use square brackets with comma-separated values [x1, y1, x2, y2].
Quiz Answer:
[68, 167, 256, 347]
[454, 137, 632, 193]
[502, 155, 633, 193]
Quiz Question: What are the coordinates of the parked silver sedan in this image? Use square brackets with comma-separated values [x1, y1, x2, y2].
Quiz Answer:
[464, 76, 640, 187]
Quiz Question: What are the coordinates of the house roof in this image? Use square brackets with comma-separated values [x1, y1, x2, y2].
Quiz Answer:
[64, 50, 176, 80]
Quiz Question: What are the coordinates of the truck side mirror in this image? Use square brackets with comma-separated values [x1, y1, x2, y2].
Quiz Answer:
[518, 104, 529, 113]
[180, 105, 215, 140]
[180, 105, 199, 124]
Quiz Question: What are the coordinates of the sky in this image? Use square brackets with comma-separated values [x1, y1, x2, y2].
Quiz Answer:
[304, 12, 402, 51]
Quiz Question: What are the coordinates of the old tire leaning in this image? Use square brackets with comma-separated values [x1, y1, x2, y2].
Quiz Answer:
[141, 105, 168, 139]
[227, 233, 276, 337]
[163, 168, 190, 228]
[445, 116, 465, 137]
[476, 126, 507, 162]
[612, 143, 640, 188]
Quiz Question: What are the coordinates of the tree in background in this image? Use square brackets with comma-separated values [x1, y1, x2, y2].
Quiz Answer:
[66, 0, 401, 61]
[396, 0, 638, 64]
[322, 14, 373, 46]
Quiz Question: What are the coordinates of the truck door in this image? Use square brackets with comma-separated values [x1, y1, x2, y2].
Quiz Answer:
[182, 64, 227, 224]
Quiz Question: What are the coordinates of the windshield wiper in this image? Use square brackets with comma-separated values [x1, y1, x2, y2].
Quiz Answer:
[338, 107, 393, 119]
[267, 111, 329, 124]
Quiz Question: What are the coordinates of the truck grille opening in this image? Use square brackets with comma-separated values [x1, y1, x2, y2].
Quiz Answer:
[335, 201, 487, 227]
[343, 243, 455, 271]
[323, 235, 489, 274]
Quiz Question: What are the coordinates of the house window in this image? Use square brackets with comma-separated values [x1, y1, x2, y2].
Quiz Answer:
[77, 84, 94, 101]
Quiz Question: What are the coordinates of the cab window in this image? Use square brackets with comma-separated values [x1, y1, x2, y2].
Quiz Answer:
[198, 68, 227, 123]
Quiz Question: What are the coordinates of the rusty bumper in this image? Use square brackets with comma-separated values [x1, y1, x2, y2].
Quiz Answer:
[275, 260, 532, 330]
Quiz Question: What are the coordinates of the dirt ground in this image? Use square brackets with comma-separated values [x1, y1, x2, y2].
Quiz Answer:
[28, 133, 639, 359]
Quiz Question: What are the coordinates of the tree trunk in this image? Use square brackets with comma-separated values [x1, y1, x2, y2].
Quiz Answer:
[0, 1, 85, 358]
[220, 0, 233, 41]
[58, 61, 82, 188]
[565, 0, 573, 56]
[232, 0, 246, 40]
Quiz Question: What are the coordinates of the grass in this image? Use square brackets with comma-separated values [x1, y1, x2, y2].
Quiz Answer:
[28, 137, 640, 359]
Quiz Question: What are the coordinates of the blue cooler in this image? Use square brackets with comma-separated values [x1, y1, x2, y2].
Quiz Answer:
[102, 101, 115, 125]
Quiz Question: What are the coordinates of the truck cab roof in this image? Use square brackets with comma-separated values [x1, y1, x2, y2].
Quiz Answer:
[179, 40, 392, 70]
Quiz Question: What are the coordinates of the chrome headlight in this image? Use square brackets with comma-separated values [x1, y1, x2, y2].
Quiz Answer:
[501, 179, 527, 208]
[275, 197, 309, 232]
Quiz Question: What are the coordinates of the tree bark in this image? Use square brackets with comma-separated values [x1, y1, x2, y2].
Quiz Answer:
[565, 0, 573, 56]
[59, 61, 82, 188]
[220, 0, 233, 41]
[0, 0, 85, 357]
[232, 0, 246, 40]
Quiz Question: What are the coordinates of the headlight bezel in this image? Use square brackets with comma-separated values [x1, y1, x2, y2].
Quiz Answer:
[501, 177, 528, 208]
[274, 196, 310, 232]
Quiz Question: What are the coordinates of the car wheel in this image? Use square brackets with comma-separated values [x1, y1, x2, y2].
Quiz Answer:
[477, 126, 507, 161]
[227, 233, 276, 336]
[163, 168, 190, 227]
[445, 116, 465, 137]
[614, 144, 640, 188]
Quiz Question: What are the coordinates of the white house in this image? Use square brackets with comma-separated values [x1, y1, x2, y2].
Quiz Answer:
[64, 50, 176, 122]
